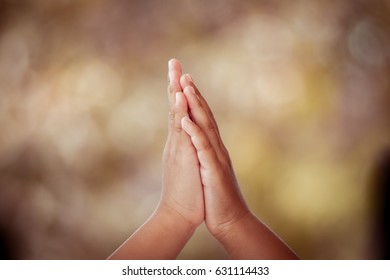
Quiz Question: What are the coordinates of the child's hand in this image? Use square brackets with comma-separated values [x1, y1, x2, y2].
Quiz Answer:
[179, 74, 249, 237]
[159, 60, 204, 229]
[108, 61, 205, 260]
[180, 74, 298, 259]
[108, 60, 297, 260]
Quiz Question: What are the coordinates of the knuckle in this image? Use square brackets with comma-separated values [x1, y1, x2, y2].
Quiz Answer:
[175, 124, 183, 133]
[207, 121, 215, 131]
[200, 138, 212, 152]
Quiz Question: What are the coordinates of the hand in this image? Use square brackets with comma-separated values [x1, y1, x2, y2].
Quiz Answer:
[159, 60, 205, 229]
[108, 60, 297, 260]
[179, 73, 298, 259]
[108, 60, 205, 260]
[179, 74, 249, 237]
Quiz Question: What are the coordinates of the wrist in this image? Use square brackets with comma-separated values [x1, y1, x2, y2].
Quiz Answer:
[213, 210, 298, 259]
[212, 210, 255, 258]
[155, 201, 198, 237]
[108, 200, 198, 260]
[210, 206, 252, 241]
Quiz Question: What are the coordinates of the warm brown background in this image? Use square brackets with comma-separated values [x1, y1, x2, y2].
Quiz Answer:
[0, 0, 389, 259]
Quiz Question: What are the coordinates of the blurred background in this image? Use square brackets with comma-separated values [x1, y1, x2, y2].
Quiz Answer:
[0, 0, 390, 259]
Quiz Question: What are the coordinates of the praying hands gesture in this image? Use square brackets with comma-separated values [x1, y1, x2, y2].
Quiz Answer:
[108, 59, 298, 260]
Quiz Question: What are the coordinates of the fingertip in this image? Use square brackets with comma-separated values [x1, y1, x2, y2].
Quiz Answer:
[183, 85, 195, 95]
[183, 86, 199, 112]
[168, 58, 182, 71]
[168, 59, 174, 82]
[168, 59, 183, 90]
[185, 73, 194, 82]
[175, 91, 182, 105]
[181, 115, 191, 125]
[180, 73, 192, 86]
[180, 74, 187, 87]
[185, 73, 194, 83]
[181, 116, 193, 133]
[168, 59, 174, 70]
[175, 91, 189, 111]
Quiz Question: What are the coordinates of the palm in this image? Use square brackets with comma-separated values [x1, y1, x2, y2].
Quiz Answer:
[201, 165, 247, 235]
[162, 134, 204, 227]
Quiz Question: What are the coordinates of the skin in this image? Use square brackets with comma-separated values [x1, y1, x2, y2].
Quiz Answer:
[180, 74, 298, 259]
[108, 59, 203, 259]
[108, 59, 298, 260]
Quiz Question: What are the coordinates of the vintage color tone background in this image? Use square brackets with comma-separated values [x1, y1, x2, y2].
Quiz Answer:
[0, 0, 390, 259]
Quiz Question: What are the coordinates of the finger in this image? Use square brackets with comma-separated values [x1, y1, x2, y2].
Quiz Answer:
[174, 91, 189, 133]
[181, 116, 219, 171]
[167, 59, 183, 132]
[183, 86, 222, 155]
[180, 74, 220, 135]
[168, 59, 183, 108]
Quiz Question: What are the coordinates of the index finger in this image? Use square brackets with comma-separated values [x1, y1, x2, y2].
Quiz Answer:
[180, 73, 220, 135]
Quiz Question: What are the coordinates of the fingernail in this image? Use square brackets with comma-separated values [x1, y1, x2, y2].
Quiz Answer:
[175, 92, 181, 105]
[181, 116, 192, 127]
[168, 60, 174, 82]
[185, 74, 194, 82]
[188, 86, 195, 94]
[169, 71, 173, 82]
[182, 116, 189, 123]
[184, 86, 195, 95]
[168, 59, 174, 70]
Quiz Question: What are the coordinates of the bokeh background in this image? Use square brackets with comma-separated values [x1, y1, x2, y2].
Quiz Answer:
[1, 0, 390, 259]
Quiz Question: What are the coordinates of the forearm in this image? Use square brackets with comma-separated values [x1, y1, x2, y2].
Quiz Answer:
[216, 212, 299, 260]
[108, 203, 196, 260]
